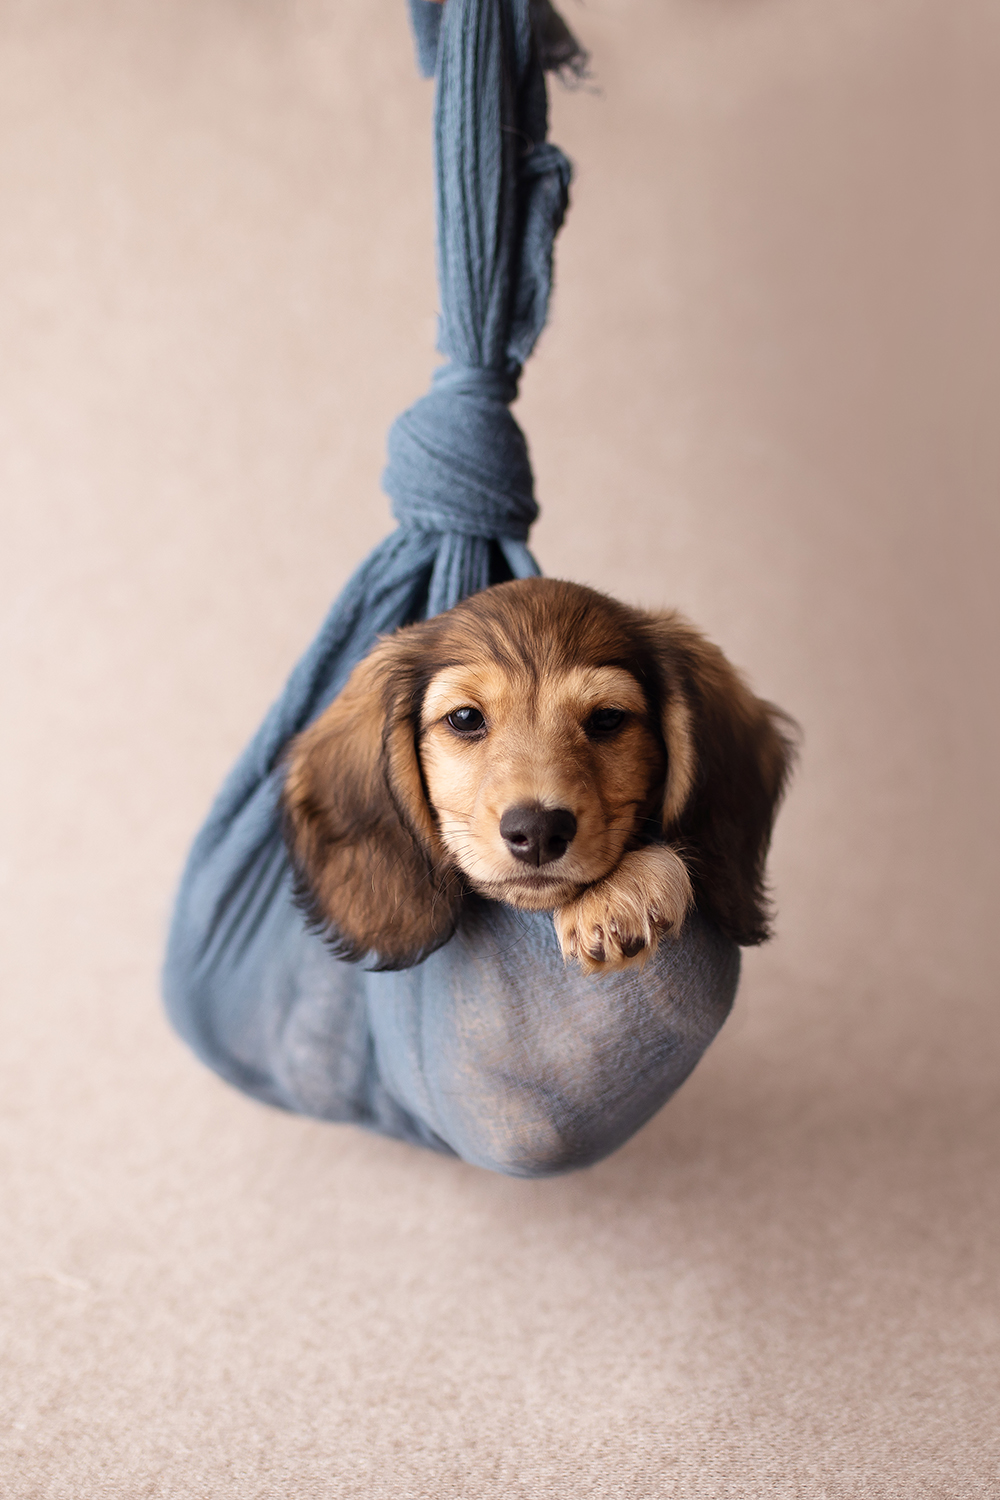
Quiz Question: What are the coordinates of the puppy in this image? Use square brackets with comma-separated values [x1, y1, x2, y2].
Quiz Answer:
[282, 578, 794, 973]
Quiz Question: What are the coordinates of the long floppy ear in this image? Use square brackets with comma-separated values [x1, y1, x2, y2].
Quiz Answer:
[281, 631, 463, 970]
[642, 612, 796, 946]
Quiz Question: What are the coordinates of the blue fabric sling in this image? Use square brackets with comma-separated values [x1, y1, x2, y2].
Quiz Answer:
[162, 0, 739, 1177]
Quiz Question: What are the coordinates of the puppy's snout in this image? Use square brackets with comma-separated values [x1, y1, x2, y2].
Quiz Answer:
[499, 804, 577, 866]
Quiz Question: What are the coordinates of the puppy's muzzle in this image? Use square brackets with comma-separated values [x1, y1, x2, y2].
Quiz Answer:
[499, 803, 577, 867]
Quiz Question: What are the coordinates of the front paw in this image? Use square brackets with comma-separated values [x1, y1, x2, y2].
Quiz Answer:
[553, 845, 693, 975]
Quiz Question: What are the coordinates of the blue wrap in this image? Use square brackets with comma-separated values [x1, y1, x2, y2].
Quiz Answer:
[163, 0, 739, 1177]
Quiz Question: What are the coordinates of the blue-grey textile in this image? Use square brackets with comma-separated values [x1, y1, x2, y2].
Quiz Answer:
[163, 0, 739, 1177]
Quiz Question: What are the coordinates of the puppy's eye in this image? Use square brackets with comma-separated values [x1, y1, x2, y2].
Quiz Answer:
[585, 707, 626, 737]
[446, 707, 486, 735]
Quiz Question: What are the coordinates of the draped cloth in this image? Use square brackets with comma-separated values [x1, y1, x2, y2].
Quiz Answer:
[162, 0, 739, 1178]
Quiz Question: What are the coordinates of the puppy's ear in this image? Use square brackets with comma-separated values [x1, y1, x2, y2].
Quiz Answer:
[643, 613, 796, 946]
[281, 631, 463, 969]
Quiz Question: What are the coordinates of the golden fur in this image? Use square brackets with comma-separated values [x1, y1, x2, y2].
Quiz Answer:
[281, 578, 794, 972]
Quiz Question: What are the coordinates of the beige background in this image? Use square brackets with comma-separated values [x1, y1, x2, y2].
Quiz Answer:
[2, 1, 998, 1495]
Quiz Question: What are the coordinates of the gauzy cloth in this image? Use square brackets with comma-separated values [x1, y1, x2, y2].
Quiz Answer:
[162, 0, 739, 1178]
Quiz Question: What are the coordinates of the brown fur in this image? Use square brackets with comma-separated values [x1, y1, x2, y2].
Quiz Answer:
[281, 578, 795, 971]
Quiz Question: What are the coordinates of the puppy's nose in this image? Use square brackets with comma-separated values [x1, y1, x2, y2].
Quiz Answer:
[499, 804, 577, 866]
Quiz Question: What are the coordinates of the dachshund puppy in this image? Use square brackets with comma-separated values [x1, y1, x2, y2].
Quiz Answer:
[282, 578, 794, 973]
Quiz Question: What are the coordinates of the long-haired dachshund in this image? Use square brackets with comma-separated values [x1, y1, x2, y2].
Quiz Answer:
[282, 578, 794, 973]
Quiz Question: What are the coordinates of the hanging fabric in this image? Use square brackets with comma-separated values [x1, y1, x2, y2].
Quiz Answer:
[163, 0, 739, 1178]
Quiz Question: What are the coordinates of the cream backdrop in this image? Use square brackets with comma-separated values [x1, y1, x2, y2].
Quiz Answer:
[2, 2, 997, 1496]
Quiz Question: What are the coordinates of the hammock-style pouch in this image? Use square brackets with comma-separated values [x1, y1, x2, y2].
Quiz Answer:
[163, 0, 739, 1177]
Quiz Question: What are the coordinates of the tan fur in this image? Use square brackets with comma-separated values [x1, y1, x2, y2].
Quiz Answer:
[660, 689, 696, 828]
[553, 845, 694, 974]
[420, 662, 660, 911]
[282, 645, 462, 968]
[281, 578, 795, 971]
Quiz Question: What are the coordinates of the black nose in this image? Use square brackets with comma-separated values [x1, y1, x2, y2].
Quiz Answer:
[499, 804, 577, 866]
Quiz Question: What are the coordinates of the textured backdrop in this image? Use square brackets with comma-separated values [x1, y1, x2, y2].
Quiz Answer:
[2, 1, 998, 1494]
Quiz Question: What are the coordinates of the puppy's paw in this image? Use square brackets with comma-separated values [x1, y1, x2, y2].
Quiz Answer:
[553, 845, 693, 975]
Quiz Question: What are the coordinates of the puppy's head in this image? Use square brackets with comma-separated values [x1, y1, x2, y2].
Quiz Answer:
[282, 578, 794, 967]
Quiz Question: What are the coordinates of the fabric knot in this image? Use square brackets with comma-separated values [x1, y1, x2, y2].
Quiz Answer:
[430, 364, 519, 404]
[383, 0, 573, 560]
[382, 361, 537, 541]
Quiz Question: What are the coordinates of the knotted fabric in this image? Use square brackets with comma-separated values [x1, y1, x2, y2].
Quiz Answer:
[384, 0, 571, 613]
[162, 0, 739, 1177]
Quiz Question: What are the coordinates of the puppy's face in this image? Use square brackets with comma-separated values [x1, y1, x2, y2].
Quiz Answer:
[282, 578, 792, 969]
[419, 661, 664, 910]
